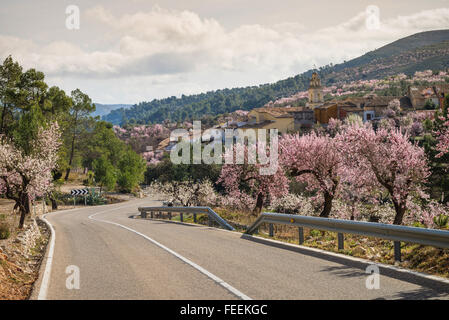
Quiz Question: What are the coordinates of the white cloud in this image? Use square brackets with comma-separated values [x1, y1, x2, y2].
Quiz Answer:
[1, 6, 449, 103]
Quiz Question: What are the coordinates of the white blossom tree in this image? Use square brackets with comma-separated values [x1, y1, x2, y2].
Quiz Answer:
[0, 123, 61, 228]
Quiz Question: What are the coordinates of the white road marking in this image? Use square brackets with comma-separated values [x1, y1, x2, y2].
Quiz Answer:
[88, 210, 252, 300]
[37, 214, 56, 300]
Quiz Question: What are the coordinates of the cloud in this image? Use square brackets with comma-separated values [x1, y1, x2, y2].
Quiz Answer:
[0, 6, 449, 102]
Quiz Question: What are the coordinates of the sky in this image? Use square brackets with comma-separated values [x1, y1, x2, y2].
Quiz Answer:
[1, 0, 449, 104]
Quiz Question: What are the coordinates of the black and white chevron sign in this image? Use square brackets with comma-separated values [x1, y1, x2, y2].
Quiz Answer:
[71, 189, 89, 196]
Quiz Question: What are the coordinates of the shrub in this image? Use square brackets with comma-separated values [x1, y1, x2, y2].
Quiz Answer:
[117, 149, 146, 193]
[434, 214, 449, 229]
[0, 223, 10, 240]
[309, 229, 321, 237]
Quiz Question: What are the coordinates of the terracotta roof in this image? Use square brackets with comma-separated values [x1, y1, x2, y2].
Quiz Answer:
[317, 101, 359, 109]
[239, 120, 275, 129]
[251, 106, 304, 117]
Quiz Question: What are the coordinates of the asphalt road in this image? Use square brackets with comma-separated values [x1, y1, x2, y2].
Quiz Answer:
[32, 197, 449, 300]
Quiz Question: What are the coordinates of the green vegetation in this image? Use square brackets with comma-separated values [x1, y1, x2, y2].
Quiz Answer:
[104, 73, 312, 125]
[93, 156, 117, 192]
[433, 214, 449, 229]
[0, 56, 146, 195]
[145, 154, 222, 188]
[0, 223, 10, 239]
[424, 99, 437, 110]
[117, 149, 146, 193]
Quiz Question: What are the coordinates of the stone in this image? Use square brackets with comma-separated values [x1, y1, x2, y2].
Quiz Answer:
[352, 246, 367, 256]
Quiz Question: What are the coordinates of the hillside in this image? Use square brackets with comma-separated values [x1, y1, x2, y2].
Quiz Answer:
[103, 30, 449, 125]
[331, 29, 449, 72]
[93, 103, 133, 118]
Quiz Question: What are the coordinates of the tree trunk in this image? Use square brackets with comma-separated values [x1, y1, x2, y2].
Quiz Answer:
[392, 200, 406, 225]
[252, 192, 264, 216]
[0, 104, 7, 134]
[64, 122, 77, 181]
[50, 197, 58, 210]
[64, 144, 74, 180]
[17, 193, 30, 229]
[320, 192, 333, 218]
[19, 207, 26, 229]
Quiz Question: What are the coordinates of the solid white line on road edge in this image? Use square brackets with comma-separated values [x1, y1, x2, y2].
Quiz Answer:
[37, 214, 56, 300]
[240, 233, 449, 285]
[35, 202, 140, 300]
[88, 211, 252, 300]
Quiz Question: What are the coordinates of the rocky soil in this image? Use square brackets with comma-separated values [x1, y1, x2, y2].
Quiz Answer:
[0, 218, 50, 300]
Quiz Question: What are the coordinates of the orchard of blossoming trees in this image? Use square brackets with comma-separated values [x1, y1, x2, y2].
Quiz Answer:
[213, 106, 449, 227]
[144, 96, 449, 227]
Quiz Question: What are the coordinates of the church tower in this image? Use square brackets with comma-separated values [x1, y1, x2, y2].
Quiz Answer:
[306, 72, 324, 109]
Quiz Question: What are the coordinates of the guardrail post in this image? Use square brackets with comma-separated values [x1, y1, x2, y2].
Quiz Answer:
[180, 213, 183, 222]
[269, 224, 274, 237]
[394, 241, 401, 262]
[337, 233, 344, 250]
[193, 213, 197, 223]
[298, 227, 304, 245]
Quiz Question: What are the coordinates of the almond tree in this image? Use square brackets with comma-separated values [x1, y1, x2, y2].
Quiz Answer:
[280, 132, 342, 217]
[0, 123, 61, 228]
[218, 144, 289, 216]
[337, 123, 430, 225]
[436, 117, 449, 158]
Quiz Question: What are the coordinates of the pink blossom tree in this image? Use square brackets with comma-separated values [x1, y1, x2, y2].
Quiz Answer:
[435, 118, 449, 158]
[218, 144, 289, 216]
[0, 123, 61, 228]
[337, 123, 430, 225]
[280, 133, 342, 218]
[114, 124, 169, 154]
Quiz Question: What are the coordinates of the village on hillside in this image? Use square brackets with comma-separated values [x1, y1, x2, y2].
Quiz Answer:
[150, 70, 449, 156]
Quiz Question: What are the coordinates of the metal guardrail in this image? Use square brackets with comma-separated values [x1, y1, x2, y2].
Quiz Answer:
[138, 206, 235, 231]
[246, 212, 449, 262]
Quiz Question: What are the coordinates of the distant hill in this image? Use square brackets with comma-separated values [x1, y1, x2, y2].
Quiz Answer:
[103, 30, 449, 125]
[94, 104, 133, 118]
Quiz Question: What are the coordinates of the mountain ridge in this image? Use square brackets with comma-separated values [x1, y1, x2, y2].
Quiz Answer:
[103, 29, 449, 125]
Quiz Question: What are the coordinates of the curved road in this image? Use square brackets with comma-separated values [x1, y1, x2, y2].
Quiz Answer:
[32, 197, 449, 300]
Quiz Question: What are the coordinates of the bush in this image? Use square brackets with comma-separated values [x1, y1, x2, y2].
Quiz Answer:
[309, 229, 322, 237]
[434, 214, 449, 229]
[0, 223, 10, 240]
[86, 189, 107, 205]
[117, 149, 146, 193]
[424, 99, 437, 110]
